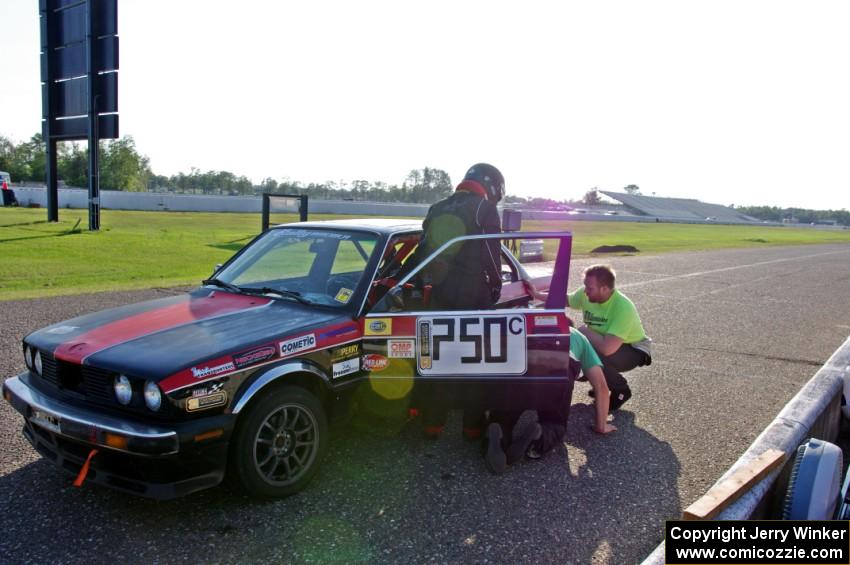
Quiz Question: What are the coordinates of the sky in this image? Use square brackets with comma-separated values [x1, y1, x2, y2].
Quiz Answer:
[2, 0, 849, 210]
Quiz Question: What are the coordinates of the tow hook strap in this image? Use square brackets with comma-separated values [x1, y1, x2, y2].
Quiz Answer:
[73, 448, 99, 487]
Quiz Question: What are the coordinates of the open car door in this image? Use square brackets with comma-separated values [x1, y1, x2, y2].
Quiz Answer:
[360, 232, 575, 414]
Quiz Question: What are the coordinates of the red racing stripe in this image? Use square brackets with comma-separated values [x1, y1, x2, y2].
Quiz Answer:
[54, 292, 271, 364]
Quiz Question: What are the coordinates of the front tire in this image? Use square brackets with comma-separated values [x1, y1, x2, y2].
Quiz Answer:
[230, 386, 328, 498]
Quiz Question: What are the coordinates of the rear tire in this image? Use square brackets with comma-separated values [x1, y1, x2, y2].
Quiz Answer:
[230, 386, 328, 498]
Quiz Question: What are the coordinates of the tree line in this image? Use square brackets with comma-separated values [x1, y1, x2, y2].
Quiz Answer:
[3, 133, 845, 222]
[734, 205, 850, 226]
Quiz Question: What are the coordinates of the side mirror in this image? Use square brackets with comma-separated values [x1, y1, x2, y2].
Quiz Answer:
[211, 264, 223, 277]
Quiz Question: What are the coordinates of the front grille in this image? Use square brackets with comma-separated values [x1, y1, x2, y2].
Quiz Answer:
[30, 351, 175, 419]
[82, 365, 117, 402]
[40, 355, 60, 387]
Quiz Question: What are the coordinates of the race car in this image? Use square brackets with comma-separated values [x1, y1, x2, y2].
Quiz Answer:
[3, 219, 577, 499]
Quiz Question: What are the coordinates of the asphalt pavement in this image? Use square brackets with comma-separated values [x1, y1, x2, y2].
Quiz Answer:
[2, 243, 850, 564]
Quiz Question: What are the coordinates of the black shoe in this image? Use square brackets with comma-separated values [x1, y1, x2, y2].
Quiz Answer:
[506, 423, 542, 465]
[609, 388, 632, 412]
[485, 423, 507, 475]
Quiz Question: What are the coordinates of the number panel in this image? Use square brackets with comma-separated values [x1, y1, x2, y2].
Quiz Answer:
[416, 314, 527, 376]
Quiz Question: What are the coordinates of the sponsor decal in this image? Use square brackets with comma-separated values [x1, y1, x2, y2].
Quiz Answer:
[191, 361, 235, 379]
[534, 315, 558, 327]
[282, 229, 351, 240]
[388, 339, 415, 358]
[279, 333, 317, 357]
[232, 345, 276, 369]
[46, 325, 78, 335]
[191, 380, 226, 397]
[362, 354, 389, 372]
[186, 391, 228, 412]
[330, 344, 360, 362]
[418, 320, 431, 371]
[365, 318, 392, 336]
[319, 324, 359, 339]
[334, 288, 354, 303]
[332, 358, 359, 378]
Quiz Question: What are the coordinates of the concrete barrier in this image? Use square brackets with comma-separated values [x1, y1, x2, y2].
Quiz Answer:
[641, 335, 850, 564]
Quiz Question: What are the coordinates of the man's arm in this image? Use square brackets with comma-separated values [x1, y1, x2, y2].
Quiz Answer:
[579, 325, 623, 357]
[584, 365, 616, 434]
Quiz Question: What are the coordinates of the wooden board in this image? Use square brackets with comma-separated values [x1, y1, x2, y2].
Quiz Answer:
[683, 449, 786, 520]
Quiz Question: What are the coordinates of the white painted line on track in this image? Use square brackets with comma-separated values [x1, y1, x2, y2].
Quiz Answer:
[617, 248, 850, 290]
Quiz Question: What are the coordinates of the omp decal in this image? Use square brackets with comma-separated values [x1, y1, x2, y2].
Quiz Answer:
[417, 314, 527, 376]
[363, 354, 389, 372]
[191, 361, 235, 379]
[232, 345, 277, 369]
[330, 343, 360, 362]
[332, 358, 359, 378]
[334, 288, 354, 303]
[388, 339, 415, 358]
[364, 318, 392, 336]
[280, 333, 316, 357]
[186, 391, 228, 412]
[53, 293, 272, 364]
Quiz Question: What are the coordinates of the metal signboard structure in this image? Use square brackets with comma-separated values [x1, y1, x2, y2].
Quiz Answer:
[40, 0, 118, 230]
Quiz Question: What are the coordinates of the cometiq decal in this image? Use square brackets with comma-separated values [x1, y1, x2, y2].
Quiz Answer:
[279, 333, 316, 358]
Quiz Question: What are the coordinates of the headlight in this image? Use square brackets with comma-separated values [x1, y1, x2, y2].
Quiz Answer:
[144, 381, 162, 412]
[34, 351, 43, 376]
[24, 346, 33, 369]
[114, 375, 133, 405]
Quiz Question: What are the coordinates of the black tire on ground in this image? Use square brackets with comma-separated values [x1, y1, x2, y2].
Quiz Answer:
[230, 386, 328, 498]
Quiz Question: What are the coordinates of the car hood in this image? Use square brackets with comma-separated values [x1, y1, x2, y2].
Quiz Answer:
[26, 289, 347, 381]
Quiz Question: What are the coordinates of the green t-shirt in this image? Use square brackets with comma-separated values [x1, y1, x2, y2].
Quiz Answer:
[569, 328, 602, 370]
[568, 287, 647, 344]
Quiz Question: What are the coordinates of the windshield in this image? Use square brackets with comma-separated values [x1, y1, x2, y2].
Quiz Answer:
[213, 228, 378, 307]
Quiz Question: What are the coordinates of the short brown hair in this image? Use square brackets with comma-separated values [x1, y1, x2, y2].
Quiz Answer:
[583, 264, 616, 288]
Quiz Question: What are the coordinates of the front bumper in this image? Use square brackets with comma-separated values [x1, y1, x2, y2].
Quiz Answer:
[3, 374, 234, 499]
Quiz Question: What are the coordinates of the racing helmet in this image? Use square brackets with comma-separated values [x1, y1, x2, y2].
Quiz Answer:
[463, 163, 505, 203]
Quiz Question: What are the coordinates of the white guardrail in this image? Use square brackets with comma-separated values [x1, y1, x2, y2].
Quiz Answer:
[8, 186, 784, 225]
[641, 335, 850, 564]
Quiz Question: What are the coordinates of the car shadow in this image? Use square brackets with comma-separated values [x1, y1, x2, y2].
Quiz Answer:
[0, 406, 680, 563]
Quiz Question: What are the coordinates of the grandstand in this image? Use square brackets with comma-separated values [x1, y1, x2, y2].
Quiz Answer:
[600, 191, 759, 223]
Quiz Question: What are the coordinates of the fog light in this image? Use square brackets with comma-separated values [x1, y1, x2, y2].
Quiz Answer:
[114, 375, 132, 405]
[144, 381, 162, 411]
[34, 351, 43, 376]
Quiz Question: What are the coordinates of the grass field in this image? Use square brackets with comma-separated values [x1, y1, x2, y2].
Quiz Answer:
[2, 207, 849, 301]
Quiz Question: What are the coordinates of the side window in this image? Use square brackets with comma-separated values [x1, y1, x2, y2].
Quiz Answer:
[331, 239, 373, 275]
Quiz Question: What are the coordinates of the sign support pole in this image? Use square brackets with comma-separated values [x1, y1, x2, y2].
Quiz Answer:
[86, 0, 100, 231]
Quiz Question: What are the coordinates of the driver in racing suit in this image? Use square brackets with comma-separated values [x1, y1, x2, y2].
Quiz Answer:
[400, 163, 505, 439]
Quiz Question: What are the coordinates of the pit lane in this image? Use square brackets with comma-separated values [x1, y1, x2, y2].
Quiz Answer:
[2, 243, 849, 564]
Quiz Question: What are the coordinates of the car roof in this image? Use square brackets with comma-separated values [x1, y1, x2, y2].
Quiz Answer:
[273, 218, 423, 235]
